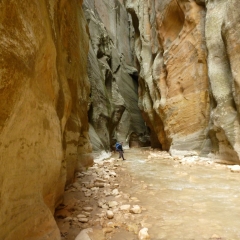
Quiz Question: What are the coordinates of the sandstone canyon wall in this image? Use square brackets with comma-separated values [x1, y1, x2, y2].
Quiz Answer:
[0, 0, 92, 239]
[124, 0, 240, 162]
[205, 0, 240, 162]
[125, 0, 210, 155]
[2, 0, 240, 239]
[83, 0, 150, 151]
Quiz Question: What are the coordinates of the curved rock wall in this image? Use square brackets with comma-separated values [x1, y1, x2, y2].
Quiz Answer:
[2, 0, 240, 239]
[125, 0, 210, 155]
[205, 0, 240, 162]
[0, 0, 92, 239]
[83, 0, 150, 151]
[124, 0, 240, 162]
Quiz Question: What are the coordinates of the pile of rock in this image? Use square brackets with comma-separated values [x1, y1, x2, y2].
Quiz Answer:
[55, 157, 150, 240]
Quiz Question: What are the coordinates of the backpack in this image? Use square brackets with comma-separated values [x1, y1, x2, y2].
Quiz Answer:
[115, 142, 120, 151]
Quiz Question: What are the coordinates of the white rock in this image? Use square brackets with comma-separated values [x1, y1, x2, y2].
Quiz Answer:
[108, 201, 118, 208]
[104, 189, 112, 196]
[112, 189, 119, 196]
[130, 205, 142, 214]
[120, 205, 131, 211]
[109, 171, 117, 177]
[102, 204, 109, 209]
[106, 210, 114, 219]
[78, 218, 89, 223]
[228, 165, 240, 173]
[98, 199, 106, 208]
[77, 214, 86, 218]
[138, 228, 150, 239]
[82, 211, 91, 216]
[83, 206, 93, 212]
[103, 175, 110, 180]
[104, 183, 111, 188]
[75, 228, 93, 240]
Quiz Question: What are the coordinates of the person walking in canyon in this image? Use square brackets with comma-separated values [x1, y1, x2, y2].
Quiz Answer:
[116, 142, 126, 160]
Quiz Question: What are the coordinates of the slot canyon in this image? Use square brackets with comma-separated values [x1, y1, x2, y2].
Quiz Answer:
[1, 0, 240, 239]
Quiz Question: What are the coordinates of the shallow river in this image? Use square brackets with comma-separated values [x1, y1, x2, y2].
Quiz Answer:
[122, 148, 240, 240]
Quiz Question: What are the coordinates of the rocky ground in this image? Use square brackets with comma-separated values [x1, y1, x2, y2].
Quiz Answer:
[55, 151, 150, 240]
[55, 148, 240, 240]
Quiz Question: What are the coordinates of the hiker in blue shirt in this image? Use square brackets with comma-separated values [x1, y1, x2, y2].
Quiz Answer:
[115, 142, 126, 160]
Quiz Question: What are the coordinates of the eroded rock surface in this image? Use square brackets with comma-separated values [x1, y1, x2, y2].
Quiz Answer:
[125, 0, 210, 155]
[0, 1, 92, 239]
[205, 0, 240, 162]
[123, 0, 240, 162]
[83, 0, 150, 151]
[2, 0, 240, 239]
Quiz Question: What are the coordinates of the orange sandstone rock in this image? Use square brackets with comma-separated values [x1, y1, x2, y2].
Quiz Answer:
[0, 0, 92, 239]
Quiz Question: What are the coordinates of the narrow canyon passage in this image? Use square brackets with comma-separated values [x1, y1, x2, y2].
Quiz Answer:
[56, 148, 240, 240]
[3, 1, 240, 239]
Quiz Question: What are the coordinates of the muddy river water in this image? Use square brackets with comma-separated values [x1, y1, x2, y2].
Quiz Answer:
[122, 148, 240, 240]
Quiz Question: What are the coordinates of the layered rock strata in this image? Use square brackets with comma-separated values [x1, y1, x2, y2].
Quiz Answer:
[83, 0, 150, 151]
[0, 0, 92, 239]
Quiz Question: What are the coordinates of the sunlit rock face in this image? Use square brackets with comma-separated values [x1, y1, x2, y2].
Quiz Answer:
[83, 0, 149, 151]
[125, 0, 210, 155]
[205, 0, 240, 162]
[0, 0, 91, 239]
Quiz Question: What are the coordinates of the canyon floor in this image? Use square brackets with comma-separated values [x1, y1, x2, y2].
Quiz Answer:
[55, 148, 240, 240]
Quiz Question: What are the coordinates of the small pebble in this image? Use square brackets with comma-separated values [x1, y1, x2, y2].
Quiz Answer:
[112, 189, 119, 195]
[78, 218, 89, 223]
[120, 205, 131, 211]
[138, 228, 150, 239]
[130, 205, 142, 214]
[83, 207, 93, 212]
[106, 210, 114, 219]
[108, 201, 118, 208]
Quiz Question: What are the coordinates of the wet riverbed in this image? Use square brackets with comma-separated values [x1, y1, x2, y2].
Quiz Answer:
[122, 148, 240, 240]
